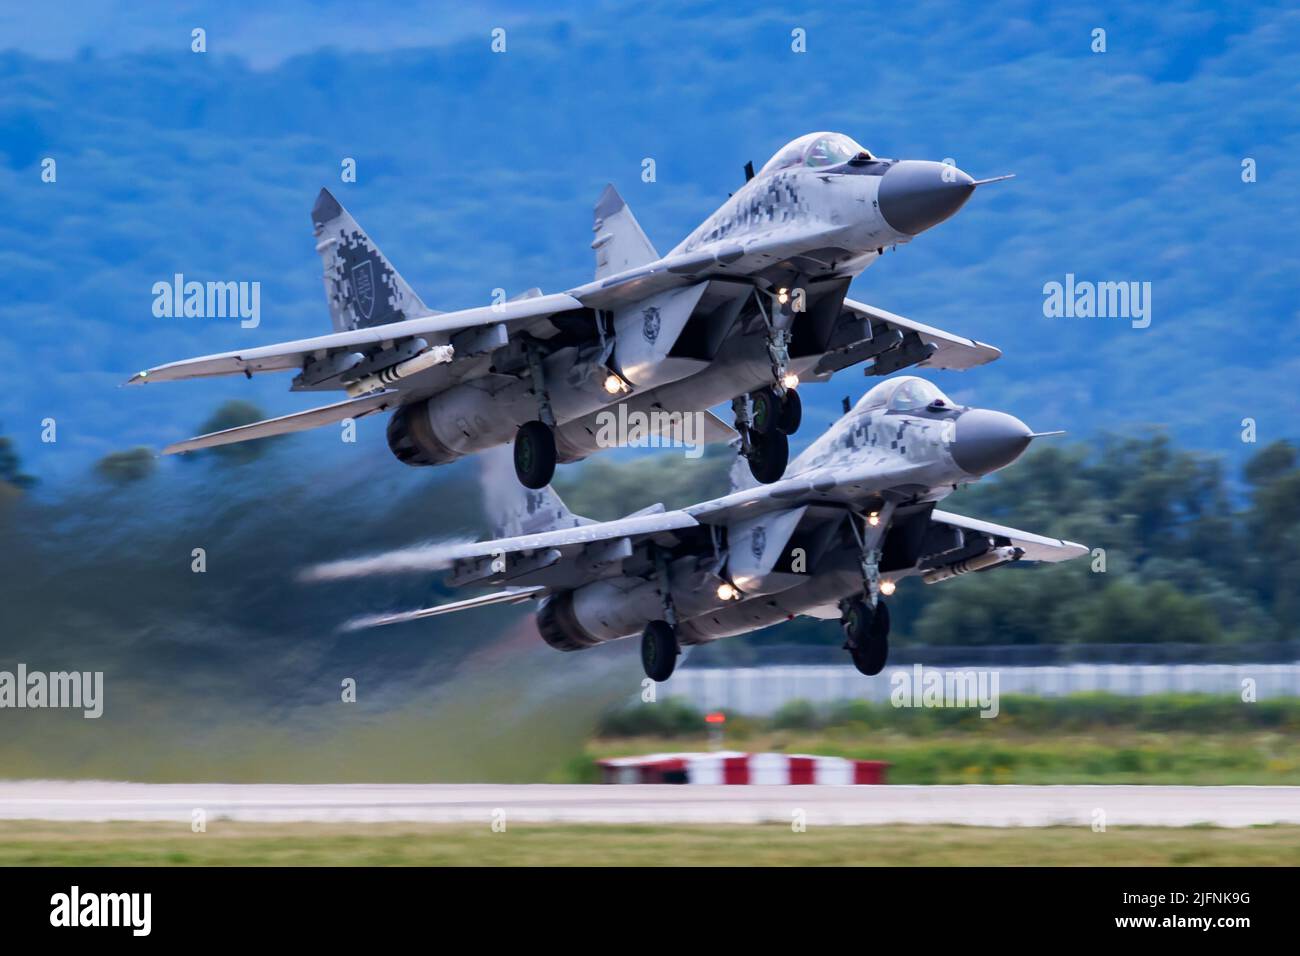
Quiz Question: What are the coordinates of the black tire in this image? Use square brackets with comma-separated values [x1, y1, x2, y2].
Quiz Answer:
[779, 388, 803, 435]
[514, 420, 557, 489]
[749, 387, 780, 435]
[844, 598, 890, 676]
[641, 620, 678, 682]
[747, 429, 789, 484]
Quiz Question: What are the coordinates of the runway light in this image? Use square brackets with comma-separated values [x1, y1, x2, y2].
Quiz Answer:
[867, 511, 880, 527]
[781, 372, 799, 390]
[716, 582, 737, 601]
[879, 579, 896, 596]
[603, 373, 624, 394]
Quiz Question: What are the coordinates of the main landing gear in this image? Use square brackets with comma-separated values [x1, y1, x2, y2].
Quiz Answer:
[641, 619, 679, 682]
[514, 420, 557, 489]
[515, 344, 559, 488]
[736, 385, 802, 484]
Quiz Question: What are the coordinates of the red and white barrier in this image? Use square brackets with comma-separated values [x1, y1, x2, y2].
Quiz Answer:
[597, 752, 889, 785]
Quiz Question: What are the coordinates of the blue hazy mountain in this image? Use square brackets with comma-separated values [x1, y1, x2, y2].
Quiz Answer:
[1, 0, 1297, 484]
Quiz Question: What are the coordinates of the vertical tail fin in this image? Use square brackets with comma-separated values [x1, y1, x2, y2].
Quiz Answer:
[728, 444, 761, 495]
[480, 446, 588, 538]
[592, 184, 659, 279]
[311, 188, 435, 331]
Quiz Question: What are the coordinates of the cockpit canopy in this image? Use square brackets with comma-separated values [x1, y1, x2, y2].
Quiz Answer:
[855, 376, 954, 413]
[759, 132, 873, 175]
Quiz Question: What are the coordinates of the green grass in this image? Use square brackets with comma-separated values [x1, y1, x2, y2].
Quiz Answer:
[4, 821, 1299, 866]
[599, 694, 1300, 737]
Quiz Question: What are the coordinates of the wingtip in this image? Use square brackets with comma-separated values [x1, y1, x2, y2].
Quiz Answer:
[1063, 539, 1091, 559]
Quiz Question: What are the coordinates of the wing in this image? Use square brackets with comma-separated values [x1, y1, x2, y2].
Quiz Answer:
[301, 509, 699, 582]
[927, 510, 1089, 562]
[126, 292, 582, 384]
[162, 390, 399, 455]
[814, 298, 1001, 376]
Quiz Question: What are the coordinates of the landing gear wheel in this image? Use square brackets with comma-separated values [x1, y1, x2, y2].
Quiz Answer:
[749, 387, 781, 435]
[641, 620, 678, 682]
[747, 429, 789, 484]
[514, 420, 557, 489]
[844, 598, 890, 676]
[779, 388, 802, 435]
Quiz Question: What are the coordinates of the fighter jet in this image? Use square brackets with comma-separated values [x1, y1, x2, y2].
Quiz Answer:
[128, 132, 1008, 488]
[302, 376, 1086, 681]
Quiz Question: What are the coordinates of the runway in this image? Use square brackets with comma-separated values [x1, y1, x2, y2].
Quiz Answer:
[3, 782, 1299, 827]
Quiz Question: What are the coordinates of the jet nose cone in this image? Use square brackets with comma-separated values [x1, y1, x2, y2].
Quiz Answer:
[951, 409, 1033, 477]
[877, 160, 976, 235]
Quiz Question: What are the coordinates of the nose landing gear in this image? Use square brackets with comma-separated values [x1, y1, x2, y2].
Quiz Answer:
[736, 386, 802, 484]
[746, 429, 789, 484]
[842, 598, 890, 676]
[842, 500, 897, 675]
[778, 387, 802, 435]
[731, 284, 807, 485]
[749, 385, 801, 437]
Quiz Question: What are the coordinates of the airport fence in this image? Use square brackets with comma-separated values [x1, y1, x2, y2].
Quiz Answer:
[664, 644, 1300, 715]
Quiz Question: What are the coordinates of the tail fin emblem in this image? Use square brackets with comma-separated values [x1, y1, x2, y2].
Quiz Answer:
[642, 305, 661, 344]
[351, 259, 376, 321]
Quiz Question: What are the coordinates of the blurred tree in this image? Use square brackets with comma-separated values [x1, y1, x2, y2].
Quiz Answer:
[95, 447, 157, 484]
[189, 401, 276, 464]
[1242, 441, 1300, 637]
[0, 434, 35, 491]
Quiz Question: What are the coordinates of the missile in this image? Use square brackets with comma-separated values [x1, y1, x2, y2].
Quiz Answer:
[922, 545, 1024, 584]
[346, 344, 455, 398]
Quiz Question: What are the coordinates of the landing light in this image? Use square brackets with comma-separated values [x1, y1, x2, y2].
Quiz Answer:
[603, 373, 625, 394]
[867, 511, 880, 527]
[777, 288, 789, 304]
[879, 579, 896, 596]
[781, 372, 800, 390]
[716, 582, 738, 601]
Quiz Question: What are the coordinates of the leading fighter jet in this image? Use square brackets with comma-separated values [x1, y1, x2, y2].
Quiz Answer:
[303, 376, 1086, 681]
[128, 132, 1008, 488]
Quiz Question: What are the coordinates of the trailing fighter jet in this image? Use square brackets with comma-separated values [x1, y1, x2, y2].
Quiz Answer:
[302, 376, 1086, 681]
[128, 132, 1008, 488]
